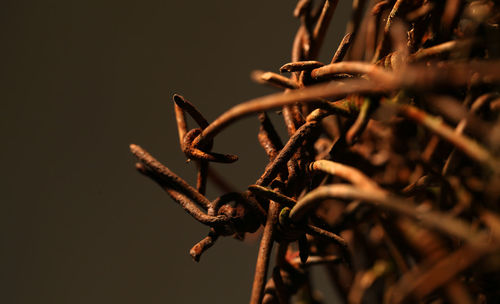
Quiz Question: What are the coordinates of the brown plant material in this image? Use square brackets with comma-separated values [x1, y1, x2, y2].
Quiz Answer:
[130, 1, 500, 303]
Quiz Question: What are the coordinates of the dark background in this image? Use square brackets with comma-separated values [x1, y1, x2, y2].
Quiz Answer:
[1, 1, 350, 303]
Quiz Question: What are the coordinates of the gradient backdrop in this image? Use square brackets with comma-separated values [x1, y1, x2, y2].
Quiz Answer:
[2, 1, 351, 303]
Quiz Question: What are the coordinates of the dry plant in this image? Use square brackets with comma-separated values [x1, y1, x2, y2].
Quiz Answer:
[130, 1, 500, 303]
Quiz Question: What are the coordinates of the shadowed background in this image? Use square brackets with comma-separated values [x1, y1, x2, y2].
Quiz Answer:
[1, 1, 350, 303]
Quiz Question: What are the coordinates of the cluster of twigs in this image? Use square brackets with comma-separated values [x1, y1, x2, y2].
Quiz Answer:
[130, 0, 500, 303]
